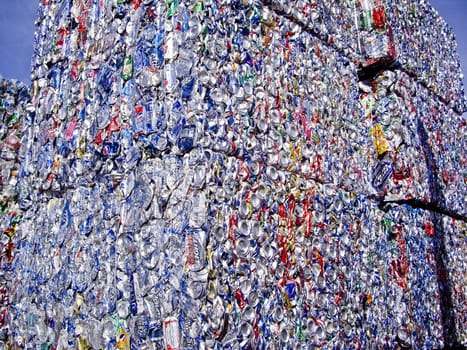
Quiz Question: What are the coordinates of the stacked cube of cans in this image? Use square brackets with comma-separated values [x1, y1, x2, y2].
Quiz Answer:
[1, 0, 466, 348]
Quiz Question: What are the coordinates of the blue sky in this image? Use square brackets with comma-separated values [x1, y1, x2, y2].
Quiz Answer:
[0, 0, 36, 83]
[0, 0, 466, 100]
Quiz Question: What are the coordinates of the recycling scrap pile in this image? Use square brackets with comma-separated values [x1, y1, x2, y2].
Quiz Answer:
[1, 0, 466, 349]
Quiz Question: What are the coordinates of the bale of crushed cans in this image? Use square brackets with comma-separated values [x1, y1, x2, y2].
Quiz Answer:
[359, 69, 467, 218]
[387, 0, 466, 113]
[1, 0, 466, 349]
[0, 77, 31, 342]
